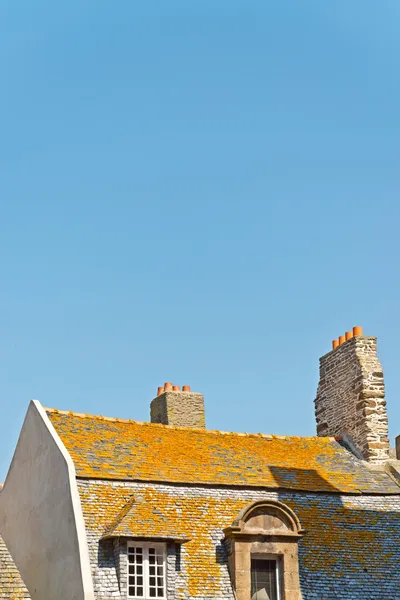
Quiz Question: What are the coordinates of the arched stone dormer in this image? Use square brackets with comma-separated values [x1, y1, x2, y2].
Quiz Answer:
[232, 500, 304, 536]
[224, 500, 305, 600]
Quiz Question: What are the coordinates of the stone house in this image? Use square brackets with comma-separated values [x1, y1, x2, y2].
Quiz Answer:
[1, 327, 400, 600]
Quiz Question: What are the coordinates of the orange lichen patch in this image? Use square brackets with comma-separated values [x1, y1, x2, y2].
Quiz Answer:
[103, 494, 136, 537]
[77, 482, 135, 534]
[285, 496, 400, 574]
[46, 409, 399, 493]
[78, 482, 245, 596]
[78, 482, 400, 597]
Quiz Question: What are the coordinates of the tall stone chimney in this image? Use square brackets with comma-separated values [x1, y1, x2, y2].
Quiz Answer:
[314, 326, 389, 464]
[150, 383, 205, 428]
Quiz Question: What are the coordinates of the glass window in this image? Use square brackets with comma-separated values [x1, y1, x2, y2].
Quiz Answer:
[127, 543, 166, 599]
[251, 558, 280, 600]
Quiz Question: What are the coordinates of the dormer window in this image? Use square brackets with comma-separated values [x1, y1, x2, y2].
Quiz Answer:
[224, 500, 304, 600]
[127, 543, 166, 599]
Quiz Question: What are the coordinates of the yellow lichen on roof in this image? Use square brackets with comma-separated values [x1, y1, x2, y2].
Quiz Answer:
[286, 495, 400, 574]
[77, 482, 135, 533]
[46, 408, 399, 493]
[78, 481, 400, 597]
[78, 482, 245, 597]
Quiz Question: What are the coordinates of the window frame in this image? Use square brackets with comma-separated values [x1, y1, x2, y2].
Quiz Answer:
[127, 541, 166, 600]
[224, 500, 304, 600]
[250, 554, 281, 600]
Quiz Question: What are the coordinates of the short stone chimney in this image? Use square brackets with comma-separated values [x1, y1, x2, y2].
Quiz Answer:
[395, 435, 400, 460]
[150, 383, 205, 428]
[314, 326, 389, 464]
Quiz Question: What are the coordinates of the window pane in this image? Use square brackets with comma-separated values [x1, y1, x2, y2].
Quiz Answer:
[128, 544, 165, 598]
[128, 546, 145, 598]
[251, 559, 278, 600]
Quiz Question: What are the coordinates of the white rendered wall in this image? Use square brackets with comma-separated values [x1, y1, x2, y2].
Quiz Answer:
[0, 400, 95, 600]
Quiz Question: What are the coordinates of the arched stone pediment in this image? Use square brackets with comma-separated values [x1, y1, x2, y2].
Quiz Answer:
[224, 501, 304, 600]
[226, 499, 304, 539]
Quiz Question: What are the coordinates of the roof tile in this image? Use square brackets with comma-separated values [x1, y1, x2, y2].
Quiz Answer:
[47, 409, 400, 494]
[0, 536, 30, 600]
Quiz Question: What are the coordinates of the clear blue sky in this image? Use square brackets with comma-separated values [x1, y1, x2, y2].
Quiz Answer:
[1, 1, 400, 480]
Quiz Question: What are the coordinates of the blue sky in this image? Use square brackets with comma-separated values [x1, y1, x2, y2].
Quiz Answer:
[1, 1, 400, 480]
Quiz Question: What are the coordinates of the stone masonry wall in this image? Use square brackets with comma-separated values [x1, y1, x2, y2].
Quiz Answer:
[315, 336, 389, 463]
[150, 391, 205, 428]
[77, 479, 400, 600]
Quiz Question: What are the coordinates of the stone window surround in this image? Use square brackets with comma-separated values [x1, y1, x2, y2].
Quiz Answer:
[224, 500, 305, 600]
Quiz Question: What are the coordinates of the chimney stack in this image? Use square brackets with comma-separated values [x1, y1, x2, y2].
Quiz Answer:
[395, 435, 400, 460]
[150, 383, 205, 428]
[315, 326, 389, 464]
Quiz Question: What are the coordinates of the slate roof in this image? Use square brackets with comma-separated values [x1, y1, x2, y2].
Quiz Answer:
[46, 408, 400, 494]
[77, 479, 400, 598]
[0, 486, 30, 600]
[0, 536, 30, 600]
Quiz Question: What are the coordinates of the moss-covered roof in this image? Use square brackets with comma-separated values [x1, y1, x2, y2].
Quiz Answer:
[46, 408, 400, 494]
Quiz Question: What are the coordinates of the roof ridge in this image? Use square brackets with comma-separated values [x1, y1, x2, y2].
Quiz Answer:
[44, 406, 336, 442]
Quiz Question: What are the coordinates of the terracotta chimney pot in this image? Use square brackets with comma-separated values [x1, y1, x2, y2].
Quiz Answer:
[339, 335, 345, 345]
[172, 385, 180, 391]
[353, 326, 363, 337]
[332, 340, 339, 350]
[345, 331, 353, 341]
[164, 382, 173, 391]
[157, 386, 164, 396]
[182, 385, 191, 392]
